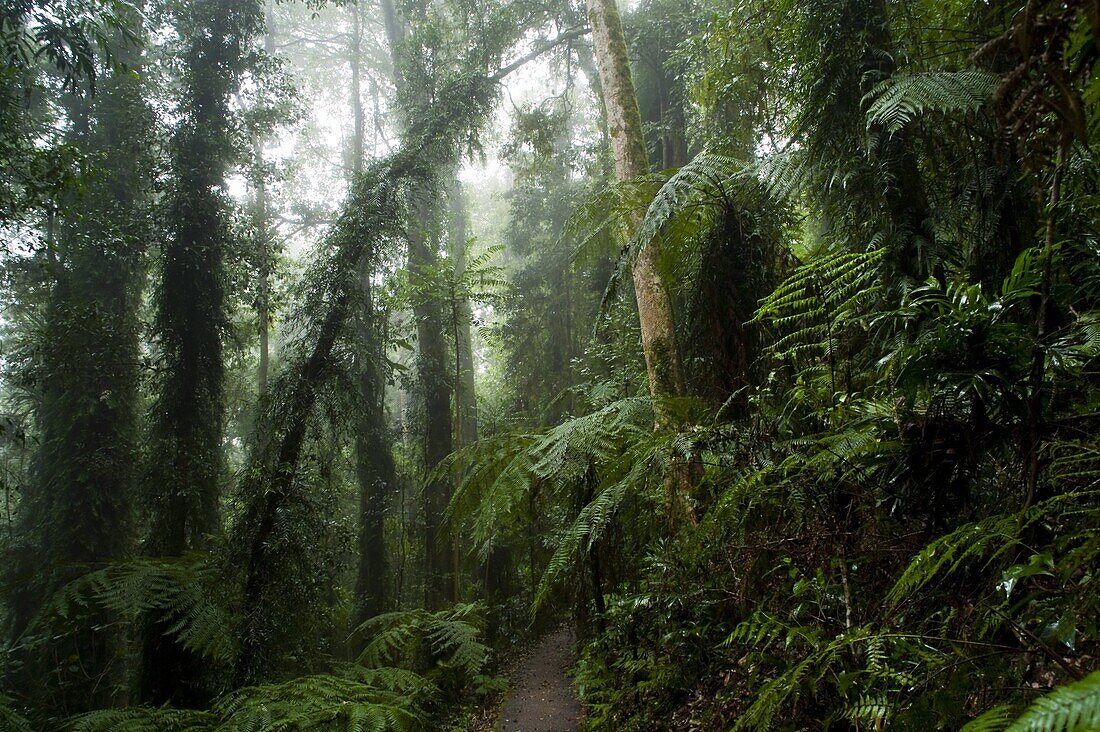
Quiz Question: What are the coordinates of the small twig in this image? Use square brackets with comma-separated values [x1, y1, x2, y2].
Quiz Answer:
[839, 552, 853, 630]
[995, 607, 1084, 681]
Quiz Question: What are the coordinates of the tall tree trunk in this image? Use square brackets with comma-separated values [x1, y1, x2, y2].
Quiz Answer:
[255, 0, 276, 398]
[229, 62, 495, 686]
[448, 177, 477, 601]
[350, 2, 366, 177]
[379, 0, 456, 609]
[142, 0, 261, 705]
[353, 285, 394, 624]
[256, 160, 271, 398]
[350, 1, 395, 625]
[585, 0, 693, 523]
[449, 179, 478, 449]
[585, 0, 686, 405]
[5, 20, 149, 712]
[410, 214, 456, 609]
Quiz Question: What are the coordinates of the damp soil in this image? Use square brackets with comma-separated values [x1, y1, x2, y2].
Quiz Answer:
[495, 626, 583, 732]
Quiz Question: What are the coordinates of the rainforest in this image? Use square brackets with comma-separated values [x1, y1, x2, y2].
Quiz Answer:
[2, 0, 1100, 730]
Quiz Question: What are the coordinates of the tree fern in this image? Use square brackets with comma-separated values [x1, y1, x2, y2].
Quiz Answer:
[40, 554, 235, 662]
[353, 603, 490, 679]
[780, 419, 902, 492]
[628, 152, 747, 260]
[530, 397, 653, 485]
[753, 148, 813, 202]
[443, 398, 653, 553]
[568, 153, 782, 318]
[442, 397, 679, 613]
[534, 479, 630, 610]
[528, 399, 677, 608]
[863, 70, 999, 133]
[755, 249, 885, 363]
[439, 432, 539, 561]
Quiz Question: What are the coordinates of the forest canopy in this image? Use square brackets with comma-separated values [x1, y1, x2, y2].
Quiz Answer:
[2, 0, 1100, 730]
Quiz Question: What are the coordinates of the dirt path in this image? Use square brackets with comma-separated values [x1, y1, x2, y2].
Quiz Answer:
[496, 626, 582, 732]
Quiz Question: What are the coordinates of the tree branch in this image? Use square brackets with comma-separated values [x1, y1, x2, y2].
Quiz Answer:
[491, 26, 590, 81]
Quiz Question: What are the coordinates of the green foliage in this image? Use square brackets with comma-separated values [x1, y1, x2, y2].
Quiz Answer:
[1003, 671, 1100, 732]
[0, 0, 140, 92]
[755, 249, 885, 363]
[883, 489, 1096, 608]
[5, 0, 1100, 729]
[51, 573, 488, 731]
[629, 152, 746, 259]
[724, 612, 946, 730]
[570, 152, 786, 323]
[864, 71, 999, 134]
[964, 672, 1100, 732]
[0, 693, 32, 732]
[567, 175, 663, 279]
[353, 603, 490, 681]
[211, 671, 430, 732]
[443, 397, 671, 611]
[44, 555, 236, 662]
[963, 706, 1019, 732]
[68, 669, 432, 731]
[69, 708, 216, 732]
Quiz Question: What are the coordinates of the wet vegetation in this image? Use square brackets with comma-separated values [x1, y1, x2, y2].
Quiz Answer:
[2, 0, 1100, 729]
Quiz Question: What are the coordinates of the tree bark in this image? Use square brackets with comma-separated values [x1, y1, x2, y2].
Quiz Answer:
[379, 0, 456, 609]
[585, 0, 686, 406]
[350, 1, 394, 624]
[256, 0, 276, 398]
[5, 19, 148, 711]
[143, 0, 262, 704]
[449, 178, 479, 449]
[585, 0, 694, 523]
[410, 211, 456, 609]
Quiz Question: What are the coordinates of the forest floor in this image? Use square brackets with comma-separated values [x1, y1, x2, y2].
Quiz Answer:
[493, 625, 583, 732]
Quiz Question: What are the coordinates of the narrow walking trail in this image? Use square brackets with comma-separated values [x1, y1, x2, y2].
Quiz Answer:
[496, 626, 582, 732]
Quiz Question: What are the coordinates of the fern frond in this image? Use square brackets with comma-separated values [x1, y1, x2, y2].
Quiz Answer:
[1046, 440, 1100, 489]
[629, 152, 746, 260]
[1004, 671, 1100, 732]
[864, 70, 998, 133]
[353, 603, 490, 678]
[213, 672, 431, 732]
[534, 479, 630, 610]
[567, 175, 665, 272]
[439, 432, 538, 560]
[0, 694, 32, 732]
[845, 694, 891, 727]
[886, 491, 1099, 608]
[68, 708, 216, 732]
[530, 398, 652, 485]
[756, 249, 885, 362]
[753, 148, 813, 201]
[962, 705, 1017, 732]
[733, 643, 840, 730]
[43, 554, 235, 661]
